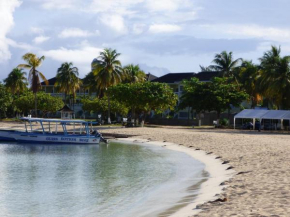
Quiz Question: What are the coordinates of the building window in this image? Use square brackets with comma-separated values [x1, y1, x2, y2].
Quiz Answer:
[46, 86, 54, 93]
[179, 85, 184, 92]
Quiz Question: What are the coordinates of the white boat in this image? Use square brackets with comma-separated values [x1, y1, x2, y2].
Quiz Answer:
[0, 118, 105, 144]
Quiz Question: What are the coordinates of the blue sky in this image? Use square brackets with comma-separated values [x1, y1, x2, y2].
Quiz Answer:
[1, 0, 290, 80]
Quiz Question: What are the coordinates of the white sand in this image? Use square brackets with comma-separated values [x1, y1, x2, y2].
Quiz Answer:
[99, 126, 290, 217]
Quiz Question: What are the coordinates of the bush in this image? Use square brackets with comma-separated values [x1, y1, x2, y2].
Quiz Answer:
[220, 118, 229, 126]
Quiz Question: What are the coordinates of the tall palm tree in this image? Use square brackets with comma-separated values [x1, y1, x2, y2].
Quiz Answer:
[259, 45, 281, 68]
[258, 48, 290, 109]
[209, 51, 242, 78]
[83, 71, 104, 97]
[92, 48, 123, 124]
[69, 74, 82, 111]
[18, 53, 48, 117]
[239, 61, 262, 108]
[4, 68, 27, 96]
[55, 62, 81, 108]
[123, 64, 146, 83]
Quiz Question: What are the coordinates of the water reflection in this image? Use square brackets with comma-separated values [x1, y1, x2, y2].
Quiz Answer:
[0, 142, 206, 217]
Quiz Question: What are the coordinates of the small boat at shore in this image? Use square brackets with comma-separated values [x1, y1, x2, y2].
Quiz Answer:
[0, 117, 105, 144]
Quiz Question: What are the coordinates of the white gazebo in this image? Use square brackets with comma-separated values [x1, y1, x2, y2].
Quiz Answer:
[58, 105, 75, 119]
[234, 109, 290, 130]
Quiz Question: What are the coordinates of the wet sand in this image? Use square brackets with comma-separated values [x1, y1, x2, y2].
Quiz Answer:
[99, 126, 290, 217]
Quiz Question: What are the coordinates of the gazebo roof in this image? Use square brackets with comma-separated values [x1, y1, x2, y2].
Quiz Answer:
[234, 109, 269, 119]
[234, 109, 290, 120]
[58, 105, 74, 113]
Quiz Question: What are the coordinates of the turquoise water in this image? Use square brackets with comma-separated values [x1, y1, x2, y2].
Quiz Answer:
[0, 142, 207, 217]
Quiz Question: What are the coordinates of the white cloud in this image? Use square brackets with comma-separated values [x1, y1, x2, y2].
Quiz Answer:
[132, 24, 146, 35]
[100, 15, 127, 34]
[149, 24, 182, 33]
[33, 36, 50, 44]
[43, 46, 103, 65]
[89, 0, 142, 15]
[40, 0, 78, 10]
[30, 27, 44, 34]
[7, 38, 34, 50]
[225, 25, 290, 42]
[58, 28, 99, 38]
[146, 0, 192, 12]
[0, 0, 22, 62]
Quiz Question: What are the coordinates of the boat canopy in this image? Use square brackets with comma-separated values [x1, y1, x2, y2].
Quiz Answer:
[21, 117, 95, 124]
[20, 117, 98, 136]
[234, 109, 290, 129]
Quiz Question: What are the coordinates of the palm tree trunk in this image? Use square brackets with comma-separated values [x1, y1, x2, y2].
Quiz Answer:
[107, 95, 111, 124]
[132, 107, 135, 126]
[73, 94, 75, 118]
[34, 92, 37, 117]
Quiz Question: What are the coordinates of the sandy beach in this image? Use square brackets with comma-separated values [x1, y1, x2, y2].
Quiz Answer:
[98, 126, 290, 217]
[2, 122, 290, 216]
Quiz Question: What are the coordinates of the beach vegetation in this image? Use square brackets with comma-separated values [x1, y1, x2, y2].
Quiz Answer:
[18, 53, 48, 116]
[258, 46, 290, 109]
[238, 61, 262, 108]
[90, 48, 124, 124]
[82, 96, 128, 121]
[4, 68, 28, 96]
[55, 62, 82, 109]
[0, 83, 13, 119]
[108, 82, 178, 126]
[15, 91, 64, 117]
[180, 77, 248, 125]
[209, 51, 242, 78]
[123, 64, 146, 83]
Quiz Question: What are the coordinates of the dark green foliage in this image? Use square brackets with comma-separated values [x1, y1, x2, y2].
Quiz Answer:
[4, 68, 28, 95]
[0, 83, 13, 119]
[209, 51, 242, 77]
[108, 82, 178, 123]
[15, 91, 64, 116]
[258, 46, 290, 109]
[82, 96, 128, 117]
[180, 77, 248, 119]
[55, 62, 82, 107]
[238, 61, 261, 108]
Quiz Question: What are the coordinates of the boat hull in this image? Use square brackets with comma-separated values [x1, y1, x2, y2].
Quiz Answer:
[0, 130, 100, 144]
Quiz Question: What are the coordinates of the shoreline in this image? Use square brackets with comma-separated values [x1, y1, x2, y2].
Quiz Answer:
[112, 138, 234, 216]
[2, 122, 290, 216]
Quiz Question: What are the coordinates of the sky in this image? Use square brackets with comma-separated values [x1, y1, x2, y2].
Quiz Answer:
[1, 0, 290, 80]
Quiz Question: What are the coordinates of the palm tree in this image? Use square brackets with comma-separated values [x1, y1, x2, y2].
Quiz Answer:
[18, 53, 48, 117]
[199, 65, 212, 72]
[55, 62, 81, 108]
[239, 61, 262, 108]
[209, 51, 242, 78]
[92, 48, 123, 124]
[259, 45, 281, 68]
[83, 71, 104, 97]
[69, 74, 82, 111]
[123, 64, 146, 83]
[4, 68, 27, 96]
[258, 47, 290, 108]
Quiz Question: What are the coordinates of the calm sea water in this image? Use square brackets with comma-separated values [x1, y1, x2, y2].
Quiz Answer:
[0, 142, 207, 217]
